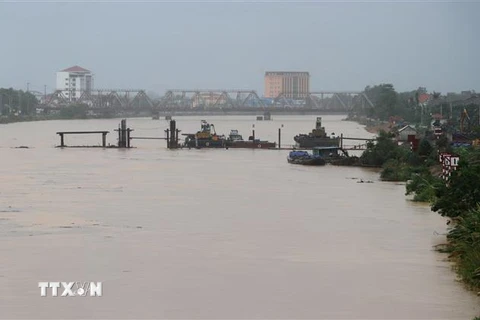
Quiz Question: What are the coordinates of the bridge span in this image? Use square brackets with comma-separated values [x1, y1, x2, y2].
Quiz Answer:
[42, 88, 375, 112]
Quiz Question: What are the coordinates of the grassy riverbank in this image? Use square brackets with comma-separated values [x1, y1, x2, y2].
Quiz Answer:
[428, 148, 480, 294]
[360, 130, 480, 297]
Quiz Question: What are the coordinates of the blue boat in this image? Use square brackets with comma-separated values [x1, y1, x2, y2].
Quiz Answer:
[287, 150, 326, 166]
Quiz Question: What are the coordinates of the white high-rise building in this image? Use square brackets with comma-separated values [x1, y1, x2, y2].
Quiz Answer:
[56, 66, 93, 102]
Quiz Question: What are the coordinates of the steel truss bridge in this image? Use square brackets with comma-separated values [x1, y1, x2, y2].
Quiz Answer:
[42, 89, 375, 112]
[45, 89, 155, 110]
[274, 91, 375, 110]
[160, 90, 265, 109]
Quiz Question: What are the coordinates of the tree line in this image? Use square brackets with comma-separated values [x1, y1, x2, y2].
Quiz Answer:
[353, 84, 478, 128]
[0, 88, 38, 116]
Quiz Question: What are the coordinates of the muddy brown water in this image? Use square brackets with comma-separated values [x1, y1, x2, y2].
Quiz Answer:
[0, 115, 479, 319]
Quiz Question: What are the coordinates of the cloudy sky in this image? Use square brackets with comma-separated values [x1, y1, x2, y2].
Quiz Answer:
[0, 1, 478, 95]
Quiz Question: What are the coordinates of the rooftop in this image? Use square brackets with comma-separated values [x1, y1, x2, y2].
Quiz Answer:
[418, 93, 430, 104]
[312, 146, 343, 150]
[265, 71, 309, 77]
[60, 65, 91, 73]
[398, 125, 416, 133]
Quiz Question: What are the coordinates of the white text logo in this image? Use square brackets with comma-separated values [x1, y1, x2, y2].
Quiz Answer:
[38, 282, 102, 297]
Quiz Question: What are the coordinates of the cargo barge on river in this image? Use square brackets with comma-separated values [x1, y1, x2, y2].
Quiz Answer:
[226, 130, 276, 149]
[182, 120, 226, 148]
[181, 121, 276, 149]
[294, 117, 340, 149]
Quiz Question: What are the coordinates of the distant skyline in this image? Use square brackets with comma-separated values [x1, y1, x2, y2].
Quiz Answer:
[0, 1, 478, 95]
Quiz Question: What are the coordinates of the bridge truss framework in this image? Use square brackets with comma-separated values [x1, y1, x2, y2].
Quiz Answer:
[46, 89, 155, 109]
[43, 88, 375, 112]
[159, 90, 265, 109]
[274, 91, 375, 111]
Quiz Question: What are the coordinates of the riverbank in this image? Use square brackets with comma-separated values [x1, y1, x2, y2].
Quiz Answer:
[343, 115, 392, 134]
[365, 122, 391, 134]
[373, 134, 480, 299]
[344, 121, 480, 305]
[0, 110, 349, 125]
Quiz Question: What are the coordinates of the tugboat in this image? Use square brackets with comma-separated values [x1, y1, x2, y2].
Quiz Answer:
[294, 117, 340, 148]
[225, 129, 276, 149]
[287, 150, 326, 166]
[182, 120, 226, 148]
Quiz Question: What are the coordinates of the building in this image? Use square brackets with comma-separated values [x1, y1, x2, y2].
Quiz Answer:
[418, 93, 430, 106]
[397, 125, 417, 142]
[56, 66, 93, 102]
[264, 71, 309, 99]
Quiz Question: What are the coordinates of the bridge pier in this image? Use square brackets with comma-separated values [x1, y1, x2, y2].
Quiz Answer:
[165, 120, 180, 149]
[115, 119, 133, 148]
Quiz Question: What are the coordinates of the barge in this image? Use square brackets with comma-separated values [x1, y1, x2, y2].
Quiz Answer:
[226, 130, 276, 149]
[182, 120, 226, 148]
[294, 117, 340, 149]
[287, 150, 326, 166]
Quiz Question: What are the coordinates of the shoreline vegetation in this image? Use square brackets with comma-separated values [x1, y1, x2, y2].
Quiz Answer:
[348, 129, 480, 300]
[342, 85, 479, 311]
[347, 122, 480, 300]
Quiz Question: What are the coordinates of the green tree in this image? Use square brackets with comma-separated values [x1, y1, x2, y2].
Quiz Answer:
[364, 84, 399, 121]
[406, 169, 443, 202]
[417, 139, 433, 157]
[0, 88, 38, 116]
[432, 148, 480, 218]
[59, 103, 88, 119]
[381, 159, 412, 181]
[446, 207, 480, 289]
[360, 130, 408, 166]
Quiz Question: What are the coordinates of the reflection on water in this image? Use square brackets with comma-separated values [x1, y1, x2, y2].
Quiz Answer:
[0, 115, 479, 319]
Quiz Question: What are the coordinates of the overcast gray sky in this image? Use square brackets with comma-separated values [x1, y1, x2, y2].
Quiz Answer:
[0, 1, 478, 95]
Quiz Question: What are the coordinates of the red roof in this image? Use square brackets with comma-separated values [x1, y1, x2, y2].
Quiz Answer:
[418, 93, 430, 104]
[61, 65, 90, 72]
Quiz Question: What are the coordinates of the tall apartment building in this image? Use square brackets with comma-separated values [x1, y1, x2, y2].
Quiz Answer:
[56, 66, 93, 102]
[264, 71, 310, 99]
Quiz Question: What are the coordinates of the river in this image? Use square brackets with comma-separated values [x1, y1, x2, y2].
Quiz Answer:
[0, 115, 479, 319]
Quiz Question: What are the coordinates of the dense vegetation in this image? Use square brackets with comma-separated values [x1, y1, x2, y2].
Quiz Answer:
[355, 85, 480, 317]
[359, 130, 480, 295]
[360, 131, 407, 167]
[0, 88, 38, 116]
[358, 130, 433, 181]
[58, 104, 89, 119]
[352, 84, 479, 129]
[0, 87, 119, 122]
[429, 149, 480, 291]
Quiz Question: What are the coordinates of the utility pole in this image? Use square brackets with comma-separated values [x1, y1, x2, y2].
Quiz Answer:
[18, 90, 22, 115]
[26, 82, 30, 114]
[420, 105, 423, 126]
[44, 85, 47, 103]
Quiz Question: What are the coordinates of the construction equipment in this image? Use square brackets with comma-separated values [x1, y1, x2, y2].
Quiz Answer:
[460, 108, 471, 133]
